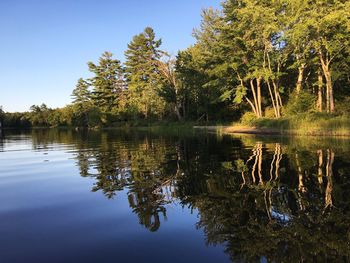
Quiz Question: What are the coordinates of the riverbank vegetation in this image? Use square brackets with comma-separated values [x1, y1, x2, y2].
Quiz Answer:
[232, 113, 350, 136]
[2, 0, 350, 131]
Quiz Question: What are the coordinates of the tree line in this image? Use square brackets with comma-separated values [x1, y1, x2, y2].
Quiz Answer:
[2, 0, 350, 128]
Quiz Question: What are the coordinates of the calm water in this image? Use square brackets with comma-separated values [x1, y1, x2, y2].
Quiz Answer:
[0, 129, 350, 263]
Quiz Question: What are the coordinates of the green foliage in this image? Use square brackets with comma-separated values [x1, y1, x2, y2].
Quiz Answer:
[72, 78, 90, 105]
[124, 27, 166, 120]
[284, 91, 316, 115]
[264, 107, 276, 118]
[247, 113, 350, 136]
[240, 112, 258, 125]
[88, 52, 125, 114]
[5, 0, 350, 128]
[234, 159, 248, 173]
[221, 161, 233, 171]
[336, 97, 350, 115]
[3, 112, 31, 128]
[233, 86, 246, 104]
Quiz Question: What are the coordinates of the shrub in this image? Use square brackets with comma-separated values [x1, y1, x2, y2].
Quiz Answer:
[284, 91, 316, 116]
[240, 112, 257, 124]
[264, 107, 276, 118]
[336, 97, 350, 115]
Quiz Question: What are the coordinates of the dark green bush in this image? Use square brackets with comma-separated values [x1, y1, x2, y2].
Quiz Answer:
[284, 91, 316, 115]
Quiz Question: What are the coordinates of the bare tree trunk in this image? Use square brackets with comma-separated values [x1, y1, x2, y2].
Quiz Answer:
[257, 77, 262, 118]
[156, 57, 184, 121]
[320, 54, 335, 113]
[272, 80, 281, 118]
[250, 79, 262, 118]
[267, 80, 278, 118]
[267, 79, 282, 118]
[296, 63, 306, 95]
[317, 70, 323, 112]
[236, 73, 261, 118]
[265, 50, 282, 118]
[245, 97, 258, 116]
[327, 73, 335, 113]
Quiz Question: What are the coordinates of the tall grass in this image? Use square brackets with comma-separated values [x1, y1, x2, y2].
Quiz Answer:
[242, 113, 350, 136]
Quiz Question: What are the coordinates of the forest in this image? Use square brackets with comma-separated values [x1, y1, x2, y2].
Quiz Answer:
[1, 0, 350, 130]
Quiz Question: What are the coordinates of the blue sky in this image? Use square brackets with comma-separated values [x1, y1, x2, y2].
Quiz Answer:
[0, 0, 221, 112]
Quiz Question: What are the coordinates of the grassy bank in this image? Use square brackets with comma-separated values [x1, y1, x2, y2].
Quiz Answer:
[223, 113, 350, 136]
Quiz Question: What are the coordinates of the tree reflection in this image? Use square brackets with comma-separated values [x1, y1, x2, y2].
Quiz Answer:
[187, 141, 349, 262]
[30, 129, 350, 261]
[0, 129, 4, 151]
[71, 131, 183, 231]
[325, 149, 335, 211]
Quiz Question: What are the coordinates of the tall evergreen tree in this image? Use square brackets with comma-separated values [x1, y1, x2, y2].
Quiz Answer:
[124, 27, 166, 119]
[72, 78, 91, 105]
[71, 78, 92, 126]
[88, 51, 125, 114]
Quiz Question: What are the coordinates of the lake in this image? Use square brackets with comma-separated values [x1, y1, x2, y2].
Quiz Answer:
[0, 129, 349, 262]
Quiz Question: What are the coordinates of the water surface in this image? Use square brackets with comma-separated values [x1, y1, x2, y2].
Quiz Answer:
[0, 129, 350, 262]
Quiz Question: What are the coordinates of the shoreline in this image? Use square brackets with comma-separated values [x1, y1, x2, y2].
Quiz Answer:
[3, 122, 350, 137]
[194, 125, 350, 137]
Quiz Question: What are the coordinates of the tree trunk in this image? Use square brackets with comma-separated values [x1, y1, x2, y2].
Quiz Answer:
[267, 79, 282, 118]
[327, 74, 335, 113]
[257, 77, 262, 118]
[250, 79, 261, 118]
[272, 80, 281, 118]
[324, 71, 334, 113]
[267, 80, 278, 118]
[296, 63, 306, 95]
[320, 54, 334, 113]
[245, 97, 258, 116]
[264, 50, 282, 118]
[317, 70, 323, 112]
[175, 104, 182, 121]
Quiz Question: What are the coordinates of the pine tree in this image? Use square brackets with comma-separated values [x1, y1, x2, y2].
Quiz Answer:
[124, 27, 165, 119]
[72, 78, 90, 105]
[71, 78, 92, 126]
[88, 51, 125, 114]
